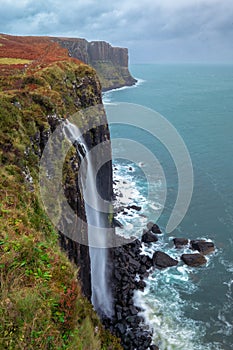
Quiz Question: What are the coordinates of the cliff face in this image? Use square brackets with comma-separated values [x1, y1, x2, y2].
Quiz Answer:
[0, 34, 120, 349]
[53, 37, 137, 91]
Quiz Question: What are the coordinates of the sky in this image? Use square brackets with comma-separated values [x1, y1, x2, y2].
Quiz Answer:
[0, 0, 233, 63]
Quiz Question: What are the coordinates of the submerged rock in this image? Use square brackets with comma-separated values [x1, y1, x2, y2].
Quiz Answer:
[173, 237, 189, 249]
[152, 251, 178, 269]
[142, 230, 159, 244]
[190, 240, 215, 255]
[181, 253, 207, 267]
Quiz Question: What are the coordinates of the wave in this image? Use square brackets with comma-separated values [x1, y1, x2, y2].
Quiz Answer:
[113, 160, 220, 350]
[102, 77, 145, 104]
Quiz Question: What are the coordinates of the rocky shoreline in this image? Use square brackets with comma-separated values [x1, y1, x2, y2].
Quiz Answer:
[104, 217, 215, 349]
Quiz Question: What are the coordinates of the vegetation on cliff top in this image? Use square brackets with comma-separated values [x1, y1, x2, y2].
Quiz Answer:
[0, 34, 122, 349]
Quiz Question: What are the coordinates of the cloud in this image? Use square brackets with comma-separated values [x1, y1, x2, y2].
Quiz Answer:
[0, 0, 232, 62]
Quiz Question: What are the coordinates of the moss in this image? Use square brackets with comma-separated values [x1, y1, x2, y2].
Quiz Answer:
[0, 48, 122, 349]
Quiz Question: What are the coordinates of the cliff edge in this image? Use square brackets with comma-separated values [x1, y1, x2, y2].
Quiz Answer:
[0, 33, 121, 350]
[53, 37, 137, 91]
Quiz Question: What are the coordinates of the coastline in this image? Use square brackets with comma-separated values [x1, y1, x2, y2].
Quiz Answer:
[102, 77, 145, 103]
[105, 79, 217, 350]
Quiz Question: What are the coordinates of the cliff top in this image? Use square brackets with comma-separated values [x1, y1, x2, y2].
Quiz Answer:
[0, 33, 81, 76]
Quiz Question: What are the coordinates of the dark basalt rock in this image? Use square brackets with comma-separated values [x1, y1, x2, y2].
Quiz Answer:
[181, 253, 207, 267]
[127, 204, 142, 211]
[113, 218, 124, 228]
[108, 237, 155, 349]
[153, 251, 178, 269]
[150, 346, 159, 350]
[135, 279, 147, 291]
[142, 230, 159, 244]
[173, 237, 189, 249]
[190, 240, 215, 255]
[147, 221, 162, 234]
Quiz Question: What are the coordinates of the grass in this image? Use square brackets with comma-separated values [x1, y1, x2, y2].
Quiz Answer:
[0, 35, 122, 350]
[0, 169, 121, 349]
[0, 57, 32, 65]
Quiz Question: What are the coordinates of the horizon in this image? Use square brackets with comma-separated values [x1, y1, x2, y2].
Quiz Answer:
[1, 32, 233, 66]
[0, 0, 232, 64]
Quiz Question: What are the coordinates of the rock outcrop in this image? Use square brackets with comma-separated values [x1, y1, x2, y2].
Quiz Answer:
[190, 240, 215, 255]
[53, 37, 137, 91]
[173, 237, 189, 249]
[181, 253, 207, 267]
[153, 251, 178, 269]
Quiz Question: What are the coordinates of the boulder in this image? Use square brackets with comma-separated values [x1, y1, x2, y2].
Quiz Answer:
[152, 251, 178, 269]
[113, 218, 123, 228]
[190, 240, 215, 255]
[127, 205, 142, 211]
[150, 346, 159, 350]
[173, 238, 189, 249]
[147, 222, 162, 234]
[181, 253, 207, 267]
[142, 231, 158, 244]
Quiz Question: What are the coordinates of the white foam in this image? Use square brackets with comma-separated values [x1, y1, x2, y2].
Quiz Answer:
[113, 161, 218, 349]
[102, 77, 145, 104]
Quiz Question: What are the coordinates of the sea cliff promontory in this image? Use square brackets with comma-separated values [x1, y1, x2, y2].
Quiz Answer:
[53, 37, 137, 91]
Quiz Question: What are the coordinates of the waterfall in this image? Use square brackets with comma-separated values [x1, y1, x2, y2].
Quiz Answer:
[63, 121, 112, 318]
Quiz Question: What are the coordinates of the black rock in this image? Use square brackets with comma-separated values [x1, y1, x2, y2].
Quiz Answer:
[142, 230, 158, 244]
[150, 346, 159, 350]
[181, 253, 207, 267]
[147, 221, 162, 234]
[127, 205, 142, 211]
[139, 265, 147, 275]
[116, 323, 126, 335]
[173, 237, 189, 249]
[152, 251, 178, 269]
[145, 256, 153, 269]
[129, 306, 138, 315]
[113, 218, 123, 228]
[117, 312, 123, 321]
[190, 240, 215, 255]
[114, 270, 122, 281]
[136, 280, 146, 291]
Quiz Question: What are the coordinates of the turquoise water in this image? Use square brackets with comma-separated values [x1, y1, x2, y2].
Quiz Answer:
[104, 64, 233, 349]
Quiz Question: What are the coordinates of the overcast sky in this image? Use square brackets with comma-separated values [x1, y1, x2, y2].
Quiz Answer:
[0, 0, 233, 63]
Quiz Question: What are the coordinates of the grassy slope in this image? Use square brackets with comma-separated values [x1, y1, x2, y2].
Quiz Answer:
[0, 34, 122, 350]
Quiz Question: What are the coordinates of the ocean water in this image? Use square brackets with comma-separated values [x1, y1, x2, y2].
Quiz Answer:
[103, 64, 233, 350]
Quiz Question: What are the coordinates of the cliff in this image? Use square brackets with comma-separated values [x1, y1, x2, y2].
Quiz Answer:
[53, 37, 137, 91]
[0, 34, 121, 349]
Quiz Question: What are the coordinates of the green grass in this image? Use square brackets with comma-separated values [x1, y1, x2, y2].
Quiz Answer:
[0, 60, 122, 349]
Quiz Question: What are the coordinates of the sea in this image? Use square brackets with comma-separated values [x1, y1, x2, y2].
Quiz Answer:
[103, 64, 233, 350]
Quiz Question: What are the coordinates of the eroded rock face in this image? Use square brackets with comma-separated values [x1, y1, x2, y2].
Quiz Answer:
[181, 253, 207, 267]
[190, 240, 215, 255]
[53, 37, 137, 91]
[153, 251, 178, 269]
